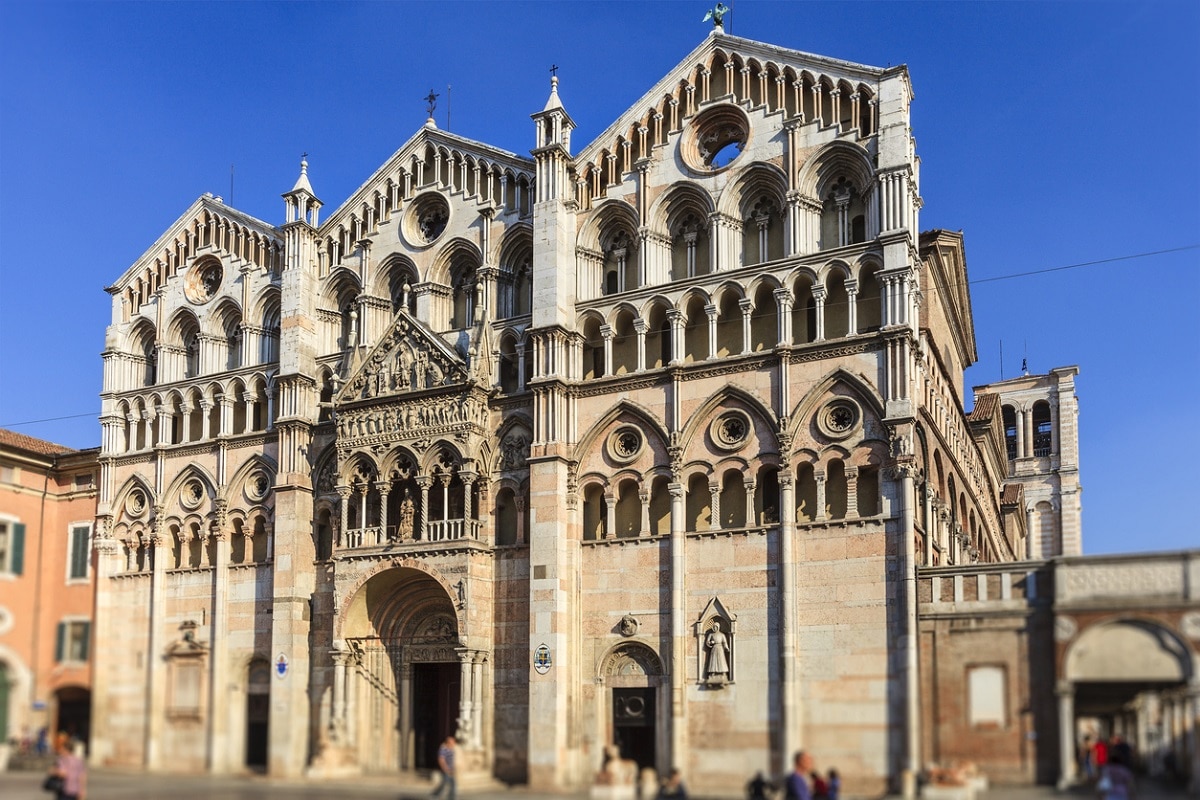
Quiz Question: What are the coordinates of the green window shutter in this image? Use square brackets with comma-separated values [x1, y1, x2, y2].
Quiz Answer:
[70, 526, 89, 579]
[55, 622, 66, 662]
[11, 523, 24, 575]
[80, 622, 91, 662]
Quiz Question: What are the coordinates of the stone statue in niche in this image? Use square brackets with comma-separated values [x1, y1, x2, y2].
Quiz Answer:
[397, 492, 415, 540]
[704, 619, 730, 685]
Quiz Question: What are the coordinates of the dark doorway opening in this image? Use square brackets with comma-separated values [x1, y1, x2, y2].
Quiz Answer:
[412, 662, 460, 770]
[54, 687, 91, 746]
[245, 659, 270, 770]
[613, 687, 655, 770]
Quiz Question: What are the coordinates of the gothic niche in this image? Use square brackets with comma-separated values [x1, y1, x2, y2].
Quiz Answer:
[497, 427, 531, 472]
[694, 597, 736, 687]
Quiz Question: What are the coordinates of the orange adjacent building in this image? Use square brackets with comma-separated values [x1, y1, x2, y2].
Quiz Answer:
[0, 429, 98, 756]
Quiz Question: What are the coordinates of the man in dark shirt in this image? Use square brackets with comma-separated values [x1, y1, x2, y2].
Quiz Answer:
[785, 751, 814, 800]
[431, 735, 457, 800]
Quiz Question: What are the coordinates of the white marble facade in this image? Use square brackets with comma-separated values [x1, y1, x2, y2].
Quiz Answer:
[89, 25, 1030, 795]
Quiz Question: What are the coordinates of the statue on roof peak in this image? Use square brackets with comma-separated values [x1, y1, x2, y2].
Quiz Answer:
[702, 3, 729, 28]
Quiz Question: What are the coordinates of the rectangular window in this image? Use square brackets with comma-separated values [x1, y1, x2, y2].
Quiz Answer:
[0, 521, 25, 575]
[967, 664, 1007, 728]
[74, 473, 94, 490]
[68, 525, 91, 581]
[55, 620, 91, 663]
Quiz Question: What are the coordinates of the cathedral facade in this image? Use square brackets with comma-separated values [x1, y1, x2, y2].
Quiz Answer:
[91, 26, 1031, 794]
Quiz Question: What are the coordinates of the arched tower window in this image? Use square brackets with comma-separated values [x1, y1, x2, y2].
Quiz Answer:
[820, 176, 867, 250]
[671, 213, 710, 280]
[450, 255, 478, 329]
[602, 229, 637, 295]
[742, 196, 783, 266]
[1032, 401, 1053, 457]
[1002, 405, 1018, 461]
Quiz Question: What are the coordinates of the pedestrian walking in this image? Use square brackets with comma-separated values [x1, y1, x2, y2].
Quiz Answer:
[785, 751, 814, 800]
[430, 735, 457, 800]
[47, 733, 86, 800]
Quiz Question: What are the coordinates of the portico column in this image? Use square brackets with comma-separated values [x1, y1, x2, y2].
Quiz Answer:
[461, 471, 477, 539]
[145, 524, 168, 769]
[604, 491, 616, 539]
[457, 651, 474, 746]
[775, 288, 794, 345]
[1057, 680, 1077, 789]
[471, 654, 485, 750]
[639, 489, 651, 536]
[1023, 406, 1035, 458]
[336, 486, 351, 549]
[667, 309, 685, 364]
[846, 281, 859, 335]
[515, 497, 527, 544]
[417, 477, 432, 541]
[743, 479, 757, 527]
[845, 466, 860, 519]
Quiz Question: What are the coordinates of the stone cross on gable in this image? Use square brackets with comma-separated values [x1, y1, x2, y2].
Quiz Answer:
[424, 89, 439, 117]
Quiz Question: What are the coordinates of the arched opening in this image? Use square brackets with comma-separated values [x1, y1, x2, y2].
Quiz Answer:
[54, 686, 91, 747]
[685, 473, 711, 532]
[649, 475, 671, 536]
[1002, 405, 1018, 461]
[611, 308, 638, 376]
[582, 484, 605, 541]
[820, 176, 867, 250]
[857, 464, 880, 517]
[856, 264, 882, 332]
[498, 336, 520, 393]
[315, 508, 333, 561]
[715, 292, 742, 358]
[582, 316, 605, 380]
[495, 487, 518, 546]
[719, 469, 746, 529]
[1032, 401, 1053, 456]
[742, 196, 784, 266]
[615, 479, 642, 538]
[671, 213, 710, 280]
[797, 463, 817, 522]
[644, 303, 672, 369]
[602, 228, 637, 295]
[826, 459, 847, 519]
[682, 296, 709, 363]
[792, 276, 816, 344]
[825, 271, 850, 339]
[449, 255, 478, 329]
[755, 466, 780, 526]
[749, 284, 777, 352]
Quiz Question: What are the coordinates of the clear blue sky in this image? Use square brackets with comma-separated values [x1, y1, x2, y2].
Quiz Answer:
[1, 2, 1197, 555]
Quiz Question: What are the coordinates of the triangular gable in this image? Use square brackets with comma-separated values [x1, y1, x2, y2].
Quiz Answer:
[106, 194, 281, 293]
[335, 308, 468, 404]
[575, 31, 889, 164]
[320, 125, 536, 237]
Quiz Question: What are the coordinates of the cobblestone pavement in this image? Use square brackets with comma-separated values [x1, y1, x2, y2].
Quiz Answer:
[0, 770, 1193, 800]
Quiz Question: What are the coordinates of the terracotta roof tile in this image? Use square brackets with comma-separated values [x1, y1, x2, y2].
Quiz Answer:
[0, 428, 77, 457]
[968, 392, 1000, 422]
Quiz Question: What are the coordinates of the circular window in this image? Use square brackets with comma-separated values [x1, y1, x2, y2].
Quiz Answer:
[607, 426, 644, 464]
[184, 258, 223, 304]
[402, 192, 451, 247]
[710, 409, 751, 451]
[246, 470, 271, 502]
[817, 398, 861, 440]
[180, 478, 205, 511]
[125, 488, 148, 518]
[682, 105, 750, 173]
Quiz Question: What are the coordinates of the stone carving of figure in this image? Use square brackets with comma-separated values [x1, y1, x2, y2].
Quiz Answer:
[705, 621, 730, 683]
[398, 493, 415, 540]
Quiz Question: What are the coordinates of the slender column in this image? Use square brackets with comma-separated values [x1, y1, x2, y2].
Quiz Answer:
[778, 472, 799, 772]
[639, 489, 651, 536]
[457, 654, 473, 745]
[461, 471, 477, 538]
[1015, 409, 1026, 462]
[813, 285, 827, 341]
[398, 663, 412, 767]
[743, 479, 756, 528]
[604, 492, 616, 539]
[1188, 687, 1200, 793]
[1023, 406, 1035, 458]
[515, 496, 527, 544]
[331, 647, 348, 744]
[814, 470, 827, 522]
[1057, 681, 1077, 789]
[739, 299, 753, 355]
[207, 517, 230, 769]
[145, 526, 167, 768]
[667, 310, 685, 364]
[709, 482, 721, 531]
[775, 288, 794, 345]
[417, 477, 432, 541]
[705, 304, 718, 360]
[634, 318, 648, 372]
[601, 325, 614, 377]
[471, 656, 485, 749]
[668, 482, 687, 766]
[845, 466, 860, 519]
[376, 480, 391, 542]
[846, 281, 859, 335]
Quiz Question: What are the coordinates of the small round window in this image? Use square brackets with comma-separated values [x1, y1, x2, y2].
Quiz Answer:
[607, 426, 644, 464]
[710, 409, 751, 451]
[184, 257, 223, 305]
[402, 192, 451, 248]
[682, 105, 750, 173]
[817, 398, 861, 440]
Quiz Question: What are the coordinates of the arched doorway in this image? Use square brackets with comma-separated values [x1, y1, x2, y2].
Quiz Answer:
[54, 686, 90, 746]
[337, 566, 483, 774]
[245, 658, 270, 770]
[0, 662, 10, 744]
[598, 642, 665, 773]
[1058, 618, 1195, 787]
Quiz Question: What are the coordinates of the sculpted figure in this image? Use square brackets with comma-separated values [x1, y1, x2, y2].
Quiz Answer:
[398, 493, 415, 540]
[705, 622, 730, 683]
